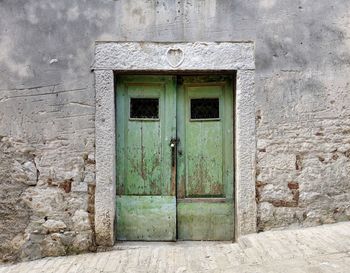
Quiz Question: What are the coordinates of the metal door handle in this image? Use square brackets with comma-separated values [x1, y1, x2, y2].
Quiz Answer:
[170, 138, 178, 167]
[170, 138, 179, 196]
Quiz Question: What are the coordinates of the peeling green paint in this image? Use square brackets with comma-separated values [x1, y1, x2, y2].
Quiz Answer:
[116, 75, 234, 241]
[116, 75, 177, 240]
[177, 202, 234, 241]
[176, 75, 234, 240]
[116, 196, 176, 241]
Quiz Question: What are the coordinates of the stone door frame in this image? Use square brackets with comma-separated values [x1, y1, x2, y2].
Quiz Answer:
[93, 42, 256, 246]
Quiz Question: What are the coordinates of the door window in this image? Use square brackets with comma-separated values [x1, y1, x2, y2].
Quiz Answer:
[190, 98, 220, 120]
[130, 98, 159, 119]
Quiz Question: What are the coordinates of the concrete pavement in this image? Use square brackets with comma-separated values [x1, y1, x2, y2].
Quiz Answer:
[1, 221, 350, 273]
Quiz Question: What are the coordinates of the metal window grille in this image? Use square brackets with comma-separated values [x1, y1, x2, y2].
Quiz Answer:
[190, 98, 219, 119]
[130, 98, 159, 119]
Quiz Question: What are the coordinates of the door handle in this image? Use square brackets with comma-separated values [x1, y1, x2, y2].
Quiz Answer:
[170, 138, 179, 196]
[170, 138, 178, 167]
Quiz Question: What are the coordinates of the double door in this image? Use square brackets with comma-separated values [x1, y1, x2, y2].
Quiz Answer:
[116, 75, 234, 241]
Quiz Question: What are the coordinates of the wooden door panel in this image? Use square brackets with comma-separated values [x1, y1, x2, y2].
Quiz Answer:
[177, 75, 234, 241]
[117, 196, 176, 241]
[177, 202, 234, 240]
[186, 86, 224, 197]
[116, 75, 176, 241]
[125, 121, 162, 195]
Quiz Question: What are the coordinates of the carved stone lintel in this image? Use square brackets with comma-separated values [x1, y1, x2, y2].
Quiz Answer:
[166, 47, 184, 68]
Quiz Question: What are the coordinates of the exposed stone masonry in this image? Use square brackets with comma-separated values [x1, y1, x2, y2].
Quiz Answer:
[256, 73, 350, 230]
[0, 135, 95, 262]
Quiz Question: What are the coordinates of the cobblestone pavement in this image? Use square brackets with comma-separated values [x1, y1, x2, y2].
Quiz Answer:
[1, 222, 350, 273]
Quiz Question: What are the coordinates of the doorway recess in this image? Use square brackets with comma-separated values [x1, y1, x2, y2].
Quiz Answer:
[93, 42, 256, 246]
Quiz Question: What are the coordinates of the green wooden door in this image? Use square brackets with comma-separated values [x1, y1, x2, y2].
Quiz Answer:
[116, 75, 234, 241]
[176, 75, 234, 240]
[116, 75, 177, 241]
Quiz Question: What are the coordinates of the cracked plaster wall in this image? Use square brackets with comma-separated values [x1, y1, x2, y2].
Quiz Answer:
[0, 0, 350, 262]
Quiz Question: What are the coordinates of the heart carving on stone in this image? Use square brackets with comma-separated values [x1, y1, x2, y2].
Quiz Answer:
[166, 47, 184, 68]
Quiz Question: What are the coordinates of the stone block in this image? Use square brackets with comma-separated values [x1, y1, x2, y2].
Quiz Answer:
[42, 220, 67, 233]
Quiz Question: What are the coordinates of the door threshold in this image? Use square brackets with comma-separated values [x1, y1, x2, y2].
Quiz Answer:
[113, 241, 233, 250]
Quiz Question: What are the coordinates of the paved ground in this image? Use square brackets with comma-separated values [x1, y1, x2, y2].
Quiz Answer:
[1, 222, 350, 273]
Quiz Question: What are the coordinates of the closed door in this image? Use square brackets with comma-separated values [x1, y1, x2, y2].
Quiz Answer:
[116, 75, 177, 241]
[176, 76, 234, 240]
[116, 75, 234, 241]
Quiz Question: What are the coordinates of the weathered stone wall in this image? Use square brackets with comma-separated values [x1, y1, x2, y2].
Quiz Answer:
[0, 129, 96, 262]
[255, 2, 350, 230]
[0, 0, 349, 262]
[256, 71, 350, 230]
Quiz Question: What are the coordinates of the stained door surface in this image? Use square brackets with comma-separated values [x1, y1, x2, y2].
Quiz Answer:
[116, 75, 234, 241]
[116, 75, 177, 241]
[176, 76, 234, 240]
